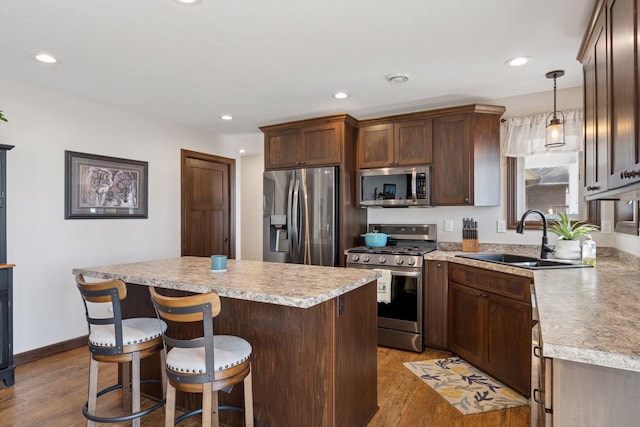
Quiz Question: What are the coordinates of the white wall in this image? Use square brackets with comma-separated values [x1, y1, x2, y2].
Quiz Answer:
[0, 77, 252, 353]
[240, 154, 264, 261]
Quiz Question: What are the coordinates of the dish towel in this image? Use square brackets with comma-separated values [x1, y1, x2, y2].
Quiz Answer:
[374, 269, 392, 304]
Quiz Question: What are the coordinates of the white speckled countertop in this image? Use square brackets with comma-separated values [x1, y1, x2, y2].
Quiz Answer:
[73, 257, 380, 309]
[426, 250, 640, 373]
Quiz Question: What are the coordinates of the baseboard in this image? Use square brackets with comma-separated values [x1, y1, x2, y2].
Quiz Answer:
[14, 335, 87, 366]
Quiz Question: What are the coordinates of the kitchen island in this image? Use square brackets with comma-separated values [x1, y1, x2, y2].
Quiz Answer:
[73, 257, 380, 427]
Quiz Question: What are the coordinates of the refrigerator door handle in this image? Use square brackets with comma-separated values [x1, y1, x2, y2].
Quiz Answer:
[292, 178, 301, 257]
[287, 176, 295, 258]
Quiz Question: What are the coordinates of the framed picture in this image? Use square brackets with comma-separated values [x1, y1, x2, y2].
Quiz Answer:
[65, 150, 148, 219]
[383, 183, 396, 199]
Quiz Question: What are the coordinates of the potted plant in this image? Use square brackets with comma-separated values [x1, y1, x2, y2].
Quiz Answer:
[0, 111, 7, 123]
[548, 212, 599, 259]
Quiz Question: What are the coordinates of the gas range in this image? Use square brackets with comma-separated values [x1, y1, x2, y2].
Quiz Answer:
[346, 224, 437, 269]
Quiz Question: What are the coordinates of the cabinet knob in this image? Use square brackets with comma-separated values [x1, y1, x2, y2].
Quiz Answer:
[464, 198, 470, 203]
[586, 185, 600, 191]
[436, 263, 442, 268]
[476, 292, 488, 298]
[621, 169, 639, 179]
[388, 161, 394, 166]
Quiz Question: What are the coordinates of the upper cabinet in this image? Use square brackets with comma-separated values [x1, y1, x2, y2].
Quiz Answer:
[357, 119, 432, 169]
[579, 0, 640, 199]
[261, 115, 358, 170]
[432, 106, 505, 206]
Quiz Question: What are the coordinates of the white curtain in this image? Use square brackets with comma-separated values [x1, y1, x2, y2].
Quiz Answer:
[501, 109, 583, 157]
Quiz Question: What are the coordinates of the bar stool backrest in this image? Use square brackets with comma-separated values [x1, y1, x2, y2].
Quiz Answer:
[148, 288, 222, 386]
[76, 273, 128, 356]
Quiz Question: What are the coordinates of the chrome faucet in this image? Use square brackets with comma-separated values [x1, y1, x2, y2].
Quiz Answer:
[516, 209, 555, 259]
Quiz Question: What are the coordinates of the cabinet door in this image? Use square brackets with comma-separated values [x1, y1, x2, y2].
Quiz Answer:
[264, 128, 302, 170]
[584, 11, 609, 195]
[394, 119, 433, 166]
[433, 113, 472, 205]
[485, 292, 531, 396]
[608, 0, 640, 189]
[301, 123, 342, 167]
[424, 261, 448, 349]
[358, 123, 394, 168]
[447, 282, 484, 366]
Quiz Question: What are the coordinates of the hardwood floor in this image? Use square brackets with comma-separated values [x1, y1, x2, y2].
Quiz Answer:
[0, 346, 529, 426]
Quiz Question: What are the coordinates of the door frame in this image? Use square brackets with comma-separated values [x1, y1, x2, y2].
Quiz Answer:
[180, 149, 236, 258]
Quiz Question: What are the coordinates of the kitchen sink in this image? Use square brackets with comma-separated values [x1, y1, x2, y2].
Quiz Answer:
[455, 253, 593, 270]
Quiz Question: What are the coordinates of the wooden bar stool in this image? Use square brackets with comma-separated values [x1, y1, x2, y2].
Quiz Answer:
[148, 287, 254, 427]
[76, 274, 167, 427]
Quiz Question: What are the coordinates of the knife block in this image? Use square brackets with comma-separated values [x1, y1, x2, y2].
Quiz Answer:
[462, 238, 479, 252]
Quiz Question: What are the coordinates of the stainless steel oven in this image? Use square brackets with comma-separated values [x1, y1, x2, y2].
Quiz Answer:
[345, 224, 436, 352]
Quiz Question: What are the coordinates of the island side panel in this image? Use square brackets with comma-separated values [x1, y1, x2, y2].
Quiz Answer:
[334, 280, 378, 426]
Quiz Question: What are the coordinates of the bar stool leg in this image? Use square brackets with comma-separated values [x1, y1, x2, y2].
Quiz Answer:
[132, 352, 141, 427]
[165, 384, 176, 427]
[122, 361, 131, 411]
[244, 370, 254, 427]
[87, 357, 99, 427]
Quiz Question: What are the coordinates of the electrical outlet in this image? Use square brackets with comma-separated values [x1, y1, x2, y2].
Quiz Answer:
[601, 220, 612, 234]
[444, 219, 453, 232]
[497, 219, 506, 233]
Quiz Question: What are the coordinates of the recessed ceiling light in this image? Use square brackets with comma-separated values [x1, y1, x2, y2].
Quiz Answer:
[35, 53, 57, 64]
[220, 115, 233, 121]
[506, 56, 531, 67]
[386, 73, 409, 84]
[239, 149, 246, 154]
[175, 0, 201, 4]
[333, 92, 350, 99]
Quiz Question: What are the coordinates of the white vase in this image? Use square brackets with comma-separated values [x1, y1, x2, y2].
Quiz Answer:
[554, 239, 581, 260]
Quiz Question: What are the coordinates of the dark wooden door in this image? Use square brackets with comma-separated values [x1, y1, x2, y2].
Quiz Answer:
[301, 122, 342, 166]
[486, 292, 531, 396]
[447, 282, 484, 366]
[395, 119, 432, 166]
[433, 113, 472, 205]
[358, 123, 394, 168]
[424, 260, 448, 349]
[608, 0, 639, 189]
[181, 150, 235, 258]
[264, 128, 301, 170]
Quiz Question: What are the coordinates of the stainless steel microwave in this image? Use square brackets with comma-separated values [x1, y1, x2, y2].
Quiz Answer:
[358, 165, 432, 207]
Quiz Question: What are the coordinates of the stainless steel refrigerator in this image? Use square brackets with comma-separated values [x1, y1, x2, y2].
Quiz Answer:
[263, 166, 338, 266]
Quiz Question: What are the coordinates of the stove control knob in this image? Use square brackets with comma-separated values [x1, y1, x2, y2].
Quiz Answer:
[362, 255, 370, 263]
[395, 257, 404, 265]
[378, 256, 386, 264]
[351, 254, 360, 262]
[407, 258, 416, 266]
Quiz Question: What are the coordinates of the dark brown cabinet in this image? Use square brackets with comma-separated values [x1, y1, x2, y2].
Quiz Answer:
[432, 106, 504, 206]
[0, 144, 14, 387]
[447, 264, 531, 396]
[263, 116, 354, 170]
[582, 7, 609, 196]
[580, 0, 640, 198]
[423, 260, 448, 349]
[357, 119, 432, 169]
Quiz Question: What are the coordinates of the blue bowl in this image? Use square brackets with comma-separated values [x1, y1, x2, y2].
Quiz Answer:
[361, 232, 388, 247]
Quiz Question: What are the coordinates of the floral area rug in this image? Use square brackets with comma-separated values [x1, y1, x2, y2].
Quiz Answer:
[404, 356, 529, 415]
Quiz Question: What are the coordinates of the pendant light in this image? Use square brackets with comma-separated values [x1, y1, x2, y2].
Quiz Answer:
[545, 70, 565, 148]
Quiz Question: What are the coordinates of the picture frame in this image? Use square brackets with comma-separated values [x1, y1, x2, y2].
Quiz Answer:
[64, 150, 148, 219]
[383, 183, 396, 199]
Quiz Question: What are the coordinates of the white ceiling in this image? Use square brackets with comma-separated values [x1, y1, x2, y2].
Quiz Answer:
[1, 0, 594, 148]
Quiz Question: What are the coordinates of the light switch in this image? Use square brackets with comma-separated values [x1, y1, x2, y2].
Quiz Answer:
[444, 220, 453, 232]
[497, 219, 506, 233]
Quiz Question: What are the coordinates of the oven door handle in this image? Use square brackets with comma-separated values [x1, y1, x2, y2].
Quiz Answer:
[386, 270, 422, 278]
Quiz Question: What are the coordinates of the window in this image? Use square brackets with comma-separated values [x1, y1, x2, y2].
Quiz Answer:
[503, 110, 597, 228]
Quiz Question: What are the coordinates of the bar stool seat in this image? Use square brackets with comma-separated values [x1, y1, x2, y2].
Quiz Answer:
[149, 287, 255, 427]
[76, 274, 167, 427]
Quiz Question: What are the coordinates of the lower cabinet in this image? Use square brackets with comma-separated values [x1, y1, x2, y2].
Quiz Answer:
[423, 260, 448, 349]
[447, 264, 531, 396]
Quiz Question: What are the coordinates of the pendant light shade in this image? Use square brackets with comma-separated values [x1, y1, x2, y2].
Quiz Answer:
[545, 70, 565, 148]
